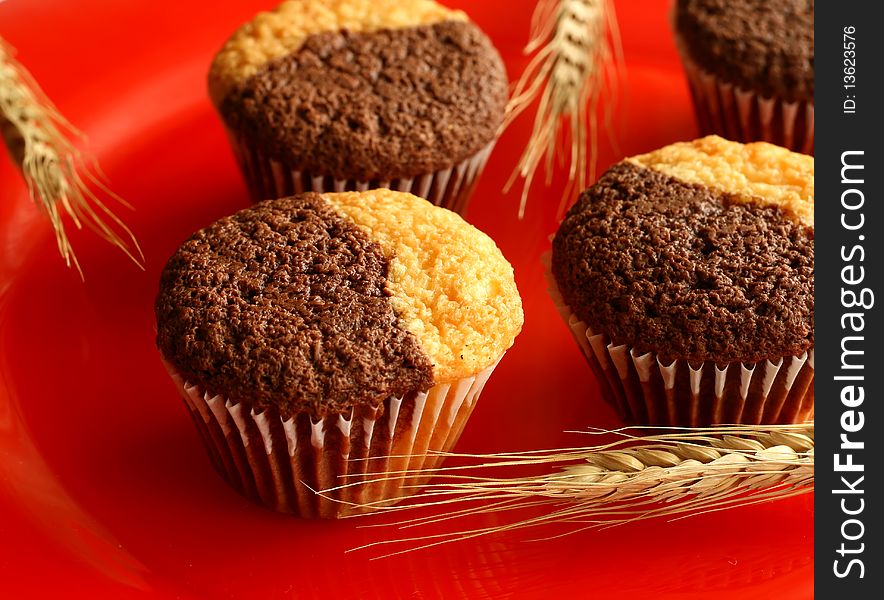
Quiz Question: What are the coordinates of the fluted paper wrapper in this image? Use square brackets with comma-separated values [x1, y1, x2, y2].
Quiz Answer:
[545, 266, 814, 426]
[164, 360, 499, 518]
[227, 129, 494, 215]
[674, 35, 814, 155]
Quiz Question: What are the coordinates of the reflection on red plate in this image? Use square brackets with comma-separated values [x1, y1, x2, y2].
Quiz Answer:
[0, 0, 812, 598]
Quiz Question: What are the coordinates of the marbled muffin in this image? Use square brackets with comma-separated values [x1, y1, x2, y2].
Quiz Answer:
[209, 0, 508, 214]
[550, 136, 813, 426]
[157, 189, 523, 517]
[673, 0, 814, 154]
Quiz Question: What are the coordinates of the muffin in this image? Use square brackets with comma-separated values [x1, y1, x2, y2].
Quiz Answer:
[156, 189, 523, 517]
[550, 136, 813, 426]
[208, 0, 508, 214]
[673, 0, 814, 154]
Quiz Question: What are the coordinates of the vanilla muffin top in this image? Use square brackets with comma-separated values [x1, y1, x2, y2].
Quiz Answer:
[629, 136, 814, 226]
[156, 190, 522, 417]
[325, 190, 522, 383]
[209, 0, 466, 105]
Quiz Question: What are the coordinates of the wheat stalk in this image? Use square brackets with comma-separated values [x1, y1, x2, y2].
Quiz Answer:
[504, 0, 622, 218]
[334, 424, 813, 558]
[0, 37, 143, 277]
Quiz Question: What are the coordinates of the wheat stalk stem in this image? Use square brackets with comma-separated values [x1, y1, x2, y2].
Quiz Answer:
[0, 37, 143, 277]
[334, 424, 813, 558]
[504, 0, 622, 217]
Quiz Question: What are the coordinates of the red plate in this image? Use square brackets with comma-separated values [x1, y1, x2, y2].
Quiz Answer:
[0, 1, 812, 597]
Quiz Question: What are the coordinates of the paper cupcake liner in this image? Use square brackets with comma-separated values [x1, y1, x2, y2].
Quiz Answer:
[674, 35, 814, 155]
[226, 129, 495, 215]
[544, 264, 814, 426]
[164, 359, 500, 518]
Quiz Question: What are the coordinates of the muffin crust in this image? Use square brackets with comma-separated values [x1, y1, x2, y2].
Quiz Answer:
[156, 194, 433, 417]
[326, 189, 523, 383]
[629, 136, 814, 226]
[552, 155, 813, 364]
[157, 190, 523, 416]
[218, 21, 508, 180]
[209, 0, 465, 105]
[675, 0, 814, 101]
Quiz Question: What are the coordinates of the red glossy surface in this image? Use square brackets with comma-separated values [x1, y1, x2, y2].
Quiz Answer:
[0, 1, 812, 598]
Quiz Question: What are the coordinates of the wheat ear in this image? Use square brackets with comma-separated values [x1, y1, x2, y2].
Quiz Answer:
[0, 37, 143, 277]
[339, 425, 813, 558]
[504, 0, 622, 217]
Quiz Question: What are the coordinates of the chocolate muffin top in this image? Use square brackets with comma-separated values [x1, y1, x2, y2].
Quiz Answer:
[157, 190, 523, 418]
[209, 0, 507, 181]
[675, 0, 814, 101]
[551, 137, 814, 365]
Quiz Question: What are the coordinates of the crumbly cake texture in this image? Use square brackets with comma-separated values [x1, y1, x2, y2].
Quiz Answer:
[218, 21, 508, 181]
[209, 0, 466, 105]
[156, 190, 522, 416]
[326, 190, 522, 383]
[552, 138, 814, 365]
[629, 136, 814, 226]
[674, 0, 814, 101]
